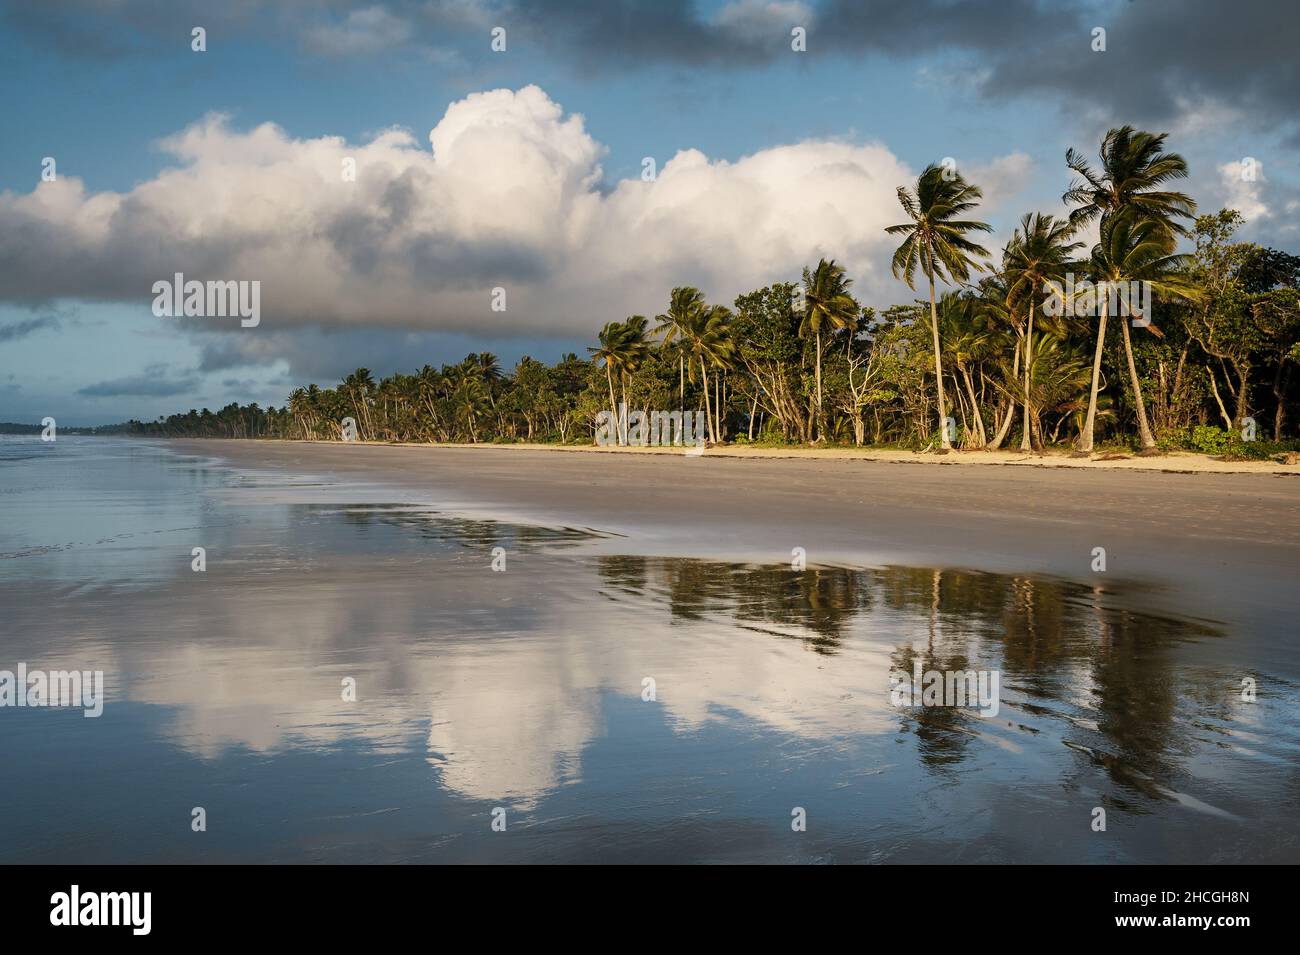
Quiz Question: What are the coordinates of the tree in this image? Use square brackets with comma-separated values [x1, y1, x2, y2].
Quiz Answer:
[681, 304, 734, 443]
[587, 317, 649, 444]
[887, 164, 992, 450]
[1181, 210, 1263, 432]
[798, 259, 859, 441]
[1002, 213, 1083, 450]
[1064, 126, 1197, 454]
[342, 368, 376, 440]
[654, 287, 705, 415]
[1064, 125, 1196, 242]
[1079, 209, 1201, 452]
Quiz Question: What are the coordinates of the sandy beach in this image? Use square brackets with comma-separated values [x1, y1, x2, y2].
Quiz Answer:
[175, 439, 1300, 659]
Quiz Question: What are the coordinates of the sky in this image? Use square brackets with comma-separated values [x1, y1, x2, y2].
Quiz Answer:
[1, 0, 1298, 425]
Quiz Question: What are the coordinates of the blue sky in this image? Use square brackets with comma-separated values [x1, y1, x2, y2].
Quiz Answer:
[2, 0, 1297, 424]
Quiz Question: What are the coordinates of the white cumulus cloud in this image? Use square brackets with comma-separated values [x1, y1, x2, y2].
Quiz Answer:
[0, 85, 1027, 343]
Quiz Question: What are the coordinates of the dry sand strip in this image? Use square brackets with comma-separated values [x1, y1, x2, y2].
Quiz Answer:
[286, 439, 1299, 474]
[170, 439, 1300, 662]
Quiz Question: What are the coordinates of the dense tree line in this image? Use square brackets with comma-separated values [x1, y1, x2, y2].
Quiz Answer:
[117, 127, 1300, 458]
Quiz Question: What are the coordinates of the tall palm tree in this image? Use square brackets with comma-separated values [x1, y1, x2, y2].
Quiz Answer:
[887, 164, 992, 450]
[1065, 126, 1197, 454]
[681, 304, 734, 443]
[616, 315, 651, 433]
[654, 287, 705, 415]
[1064, 126, 1196, 242]
[799, 258, 859, 441]
[1077, 209, 1202, 453]
[587, 318, 649, 444]
[1002, 213, 1084, 450]
[590, 322, 627, 444]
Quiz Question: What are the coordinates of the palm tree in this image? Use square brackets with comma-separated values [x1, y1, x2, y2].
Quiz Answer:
[587, 318, 649, 444]
[342, 368, 375, 440]
[1077, 209, 1202, 453]
[1064, 126, 1197, 454]
[938, 291, 1001, 448]
[447, 366, 488, 443]
[415, 364, 443, 440]
[590, 322, 627, 444]
[1064, 126, 1196, 242]
[887, 164, 992, 450]
[654, 287, 705, 415]
[616, 315, 651, 427]
[799, 258, 859, 441]
[681, 304, 734, 443]
[288, 388, 309, 440]
[1002, 213, 1084, 450]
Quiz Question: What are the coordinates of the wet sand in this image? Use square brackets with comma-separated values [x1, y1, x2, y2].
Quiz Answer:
[6, 436, 1298, 862]
[175, 439, 1300, 665]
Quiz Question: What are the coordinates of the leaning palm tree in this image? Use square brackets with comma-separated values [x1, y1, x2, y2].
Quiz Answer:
[415, 364, 444, 441]
[589, 322, 629, 444]
[587, 318, 649, 444]
[938, 291, 1000, 448]
[654, 287, 706, 415]
[342, 368, 376, 440]
[1064, 126, 1197, 242]
[1002, 213, 1084, 450]
[887, 164, 992, 450]
[1077, 209, 1202, 453]
[446, 367, 488, 443]
[616, 315, 651, 430]
[799, 258, 859, 441]
[681, 304, 734, 443]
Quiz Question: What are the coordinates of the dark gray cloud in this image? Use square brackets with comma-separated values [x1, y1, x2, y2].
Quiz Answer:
[980, 0, 1300, 140]
[78, 365, 199, 398]
[6, 1, 1293, 139]
[0, 314, 60, 342]
[515, 0, 1298, 138]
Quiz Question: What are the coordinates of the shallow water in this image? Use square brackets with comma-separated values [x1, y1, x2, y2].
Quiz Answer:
[1, 436, 1297, 863]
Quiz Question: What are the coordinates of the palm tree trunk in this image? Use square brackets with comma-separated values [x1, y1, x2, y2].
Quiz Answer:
[679, 354, 685, 415]
[700, 358, 715, 443]
[815, 329, 824, 442]
[605, 365, 619, 446]
[714, 372, 720, 440]
[928, 271, 950, 450]
[621, 374, 630, 445]
[989, 399, 1015, 449]
[1077, 299, 1108, 454]
[1021, 304, 1034, 451]
[961, 365, 986, 447]
[1119, 315, 1156, 450]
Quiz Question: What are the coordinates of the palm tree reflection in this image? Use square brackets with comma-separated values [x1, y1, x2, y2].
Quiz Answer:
[597, 556, 1220, 793]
